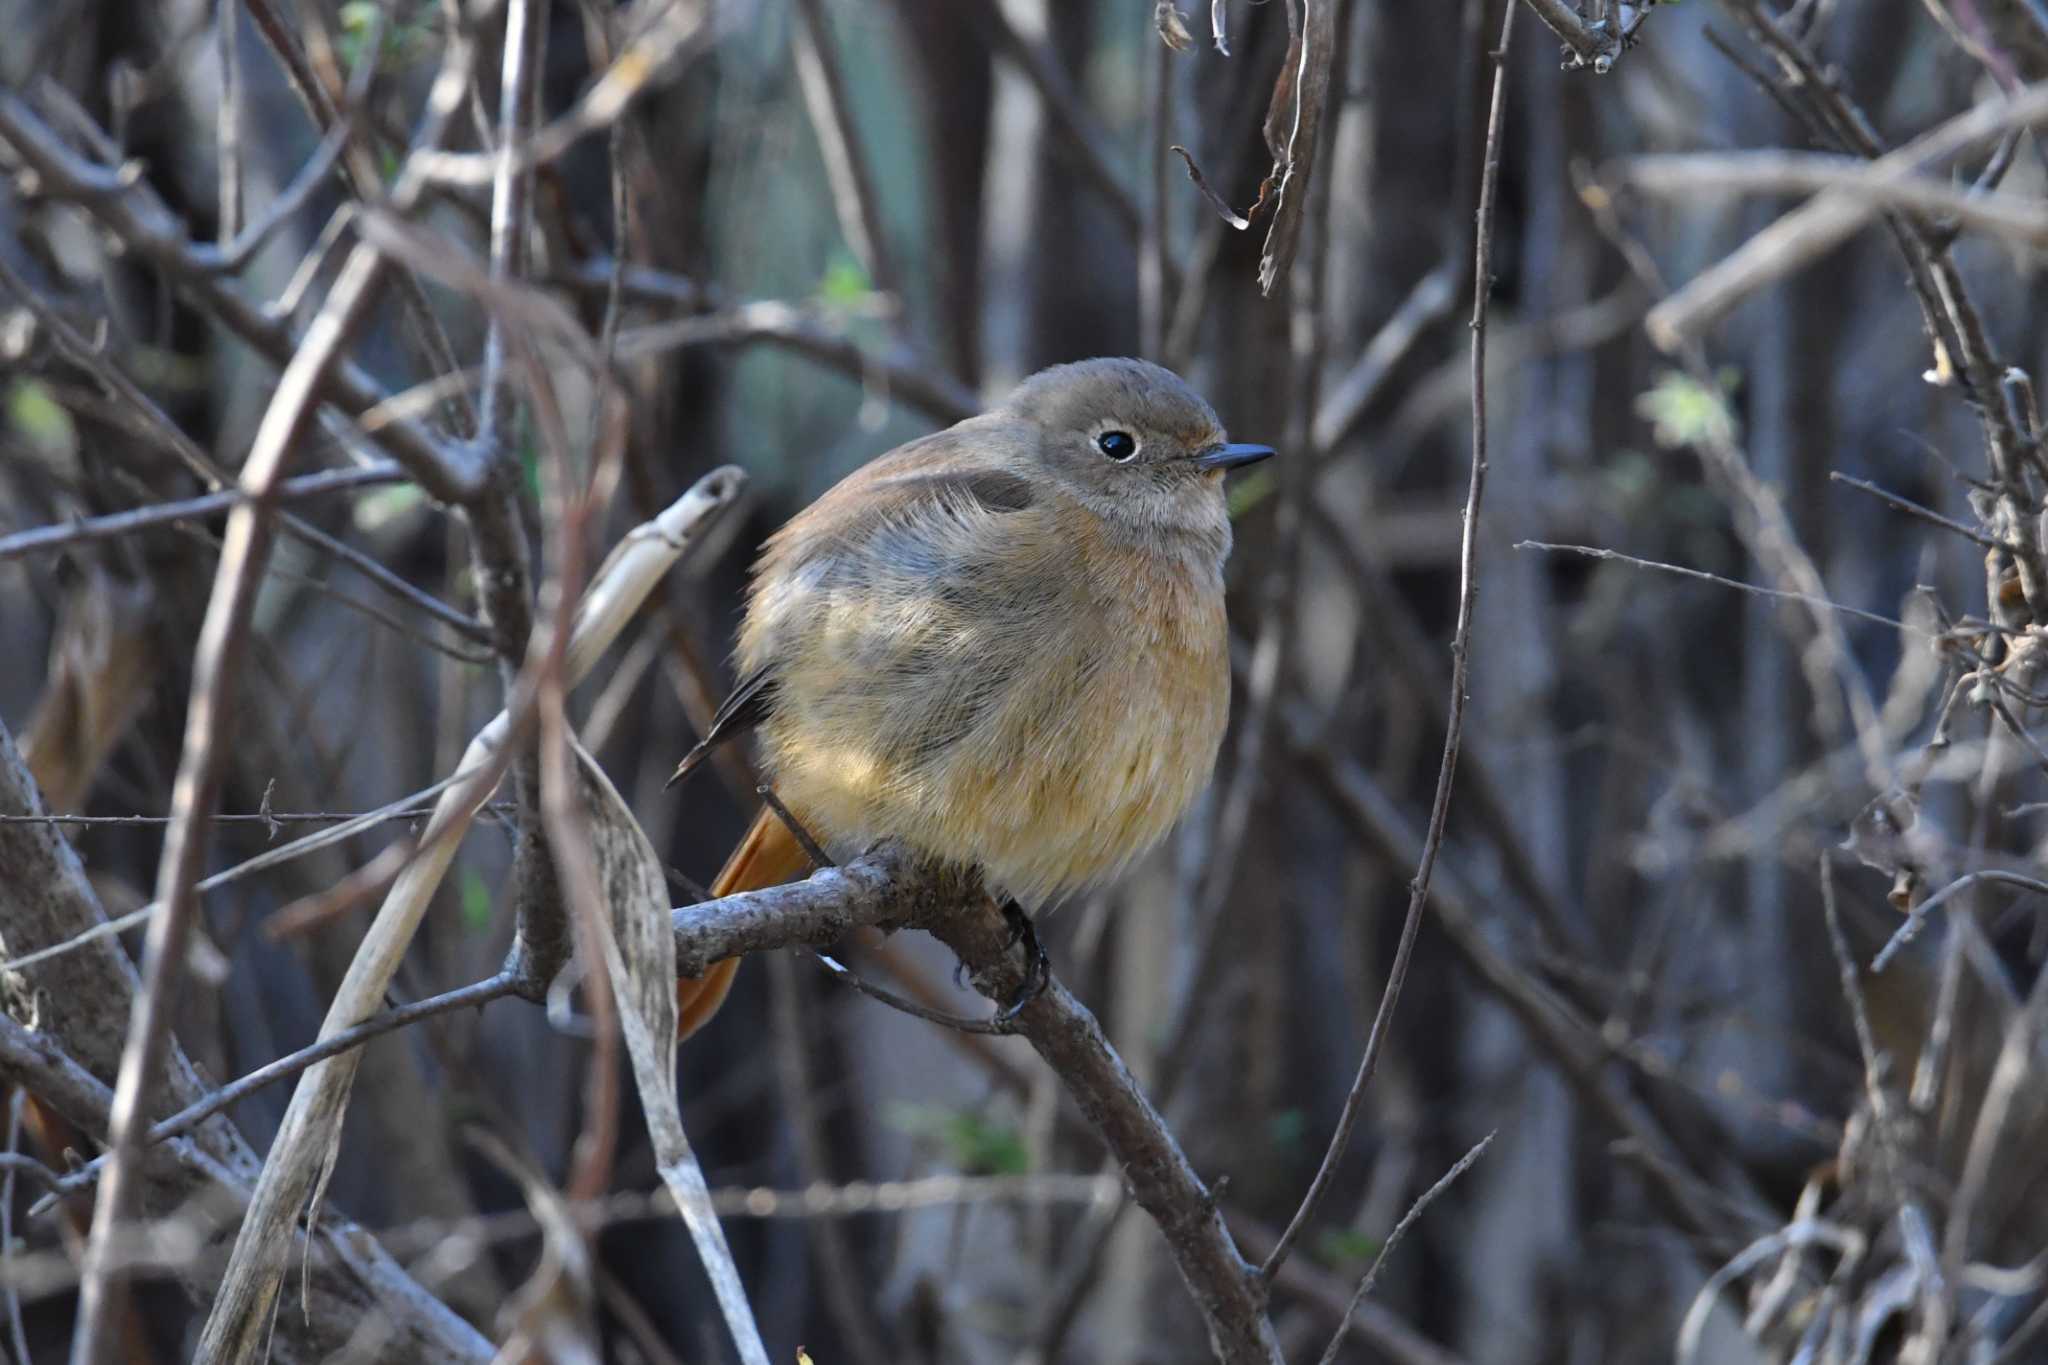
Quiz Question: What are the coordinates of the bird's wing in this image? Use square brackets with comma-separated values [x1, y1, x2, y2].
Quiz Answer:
[756, 426, 1038, 568]
[679, 429, 1043, 790]
[665, 664, 778, 789]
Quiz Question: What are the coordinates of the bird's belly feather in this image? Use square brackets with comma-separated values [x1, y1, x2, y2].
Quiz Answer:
[762, 581, 1228, 906]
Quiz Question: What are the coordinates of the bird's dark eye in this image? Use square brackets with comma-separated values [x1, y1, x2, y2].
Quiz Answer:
[1096, 430, 1137, 462]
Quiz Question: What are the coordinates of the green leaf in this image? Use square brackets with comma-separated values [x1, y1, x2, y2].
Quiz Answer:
[816, 255, 872, 309]
[1635, 368, 1739, 451]
[1267, 1107, 1308, 1154]
[520, 422, 542, 501]
[459, 867, 492, 933]
[1226, 465, 1276, 520]
[5, 379, 76, 459]
[351, 483, 426, 534]
[338, 1, 436, 73]
[1315, 1228, 1383, 1268]
[885, 1102, 1032, 1175]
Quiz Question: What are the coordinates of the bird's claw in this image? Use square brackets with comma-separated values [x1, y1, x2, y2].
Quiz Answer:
[994, 900, 1050, 1023]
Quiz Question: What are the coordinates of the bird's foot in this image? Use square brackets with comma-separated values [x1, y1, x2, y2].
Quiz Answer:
[993, 899, 1050, 1022]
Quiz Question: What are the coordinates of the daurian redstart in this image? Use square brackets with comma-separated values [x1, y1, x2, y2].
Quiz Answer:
[669, 357, 1272, 1037]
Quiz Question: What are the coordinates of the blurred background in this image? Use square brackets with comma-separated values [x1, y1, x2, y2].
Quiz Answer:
[4, 0, 2048, 1361]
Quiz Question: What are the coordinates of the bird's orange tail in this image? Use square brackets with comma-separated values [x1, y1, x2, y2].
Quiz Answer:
[678, 806, 812, 1039]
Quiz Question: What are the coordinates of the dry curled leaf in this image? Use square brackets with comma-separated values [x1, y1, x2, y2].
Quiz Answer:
[1156, 1, 1195, 51]
[1170, 146, 1253, 230]
[572, 736, 770, 1365]
[1256, 0, 1335, 295]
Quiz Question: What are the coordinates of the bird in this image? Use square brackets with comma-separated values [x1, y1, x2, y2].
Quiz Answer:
[668, 356, 1273, 1038]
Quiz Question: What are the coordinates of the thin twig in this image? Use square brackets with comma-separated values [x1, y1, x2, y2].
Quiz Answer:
[1141, 17, 1176, 357]
[969, 0, 1144, 241]
[38, 973, 521, 1206]
[409, 1, 713, 189]
[476, 0, 546, 460]
[471, 0, 564, 1004]
[929, 903, 1284, 1364]
[1312, 1132, 1496, 1365]
[1258, 0, 1513, 1289]
[216, 0, 242, 247]
[0, 803, 515, 828]
[0, 465, 405, 563]
[0, 91, 482, 501]
[1516, 540, 1919, 633]
[1873, 869, 2048, 972]
[1644, 80, 2048, 348]
[0, 250, 488, 642]
[810, 950, 1016, 1036]
[765, 952, 895, 1365]
[1829, 472, 2012, 552]
[2, 1094, 32, 1365]
[1609, 149, 2048, 248]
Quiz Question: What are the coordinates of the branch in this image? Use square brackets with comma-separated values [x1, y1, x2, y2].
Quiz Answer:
[0, 465, 404, 563]
[666, 851, 1282, 1360]
[1516, 0, 1644, 70]
[192, 468, 742, 1359]
[615, 301, 979, 424]
[671, 844, 975, 972]
[1281, 705, 1761, 1255]
[1609, 149, 2048, 248]
[409, 0, 713, 188]
[0, 250, 488, 642]
[1259, 0, 1513, 1289]
[1311, 1132, 1495, 1365]
[473, 0, 562, 997]
[0, 91, 483, 503]
[928, 905, 1283, 1363]
[0, 722, 492, 1361]
[72, 25, 489, 1358]
[969, 0, 1143, 241]
[1642, 79, 2048, 349]
[37, 974, 524, 1207]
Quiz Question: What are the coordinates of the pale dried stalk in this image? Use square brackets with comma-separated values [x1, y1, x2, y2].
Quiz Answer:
[194, 469, 742, 1360]
[571, 738, 770, 1365]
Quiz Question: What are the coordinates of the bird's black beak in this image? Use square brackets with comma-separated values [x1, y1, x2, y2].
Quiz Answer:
[1193, 442, 1276, 471]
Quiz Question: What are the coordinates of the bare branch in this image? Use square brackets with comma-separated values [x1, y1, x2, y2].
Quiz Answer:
[1518, 0, 1631, 69]
[930, 903, 1284, 1364]
[410, 0, 714, 188]
[0, 251, 488, 641]
[1260, 1, 1514, 1289]
[1312, 1133, 1497, 1365]
[71, 21, 489, 1356]
[970, 0, 1145, 241]
[0, 465, 403, 563]
[0, 92, 483, 502]
[1516, 540, 1920, 632]
[1611, 149, 2048, 248]
[1643, 80, 2048, 349]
